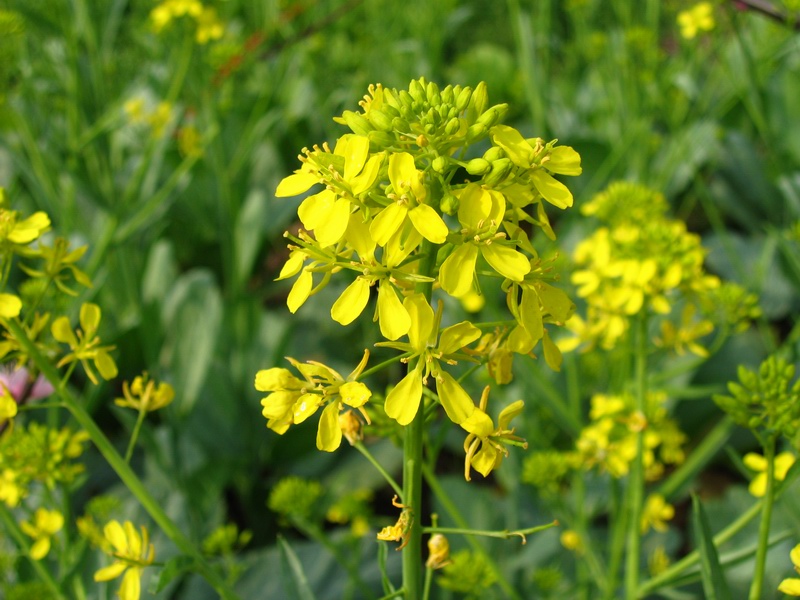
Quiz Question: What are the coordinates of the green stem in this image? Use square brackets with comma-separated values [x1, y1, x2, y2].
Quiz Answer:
[0, 504, 65, 599]
[624, 312, 648, 599]
[748, 435, 776, 600]
[4, 318, 240, 600]
[354, 442, 404, 500]
[422, 522, 557, 541]
[124, 406, 148, 464]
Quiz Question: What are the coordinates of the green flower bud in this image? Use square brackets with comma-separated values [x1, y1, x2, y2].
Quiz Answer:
[441, 85, 455, 105]
[483, 158, 514, 186]
[438, 104, 450, 120]
[399, 90, 414, 109]
[392, 117, 410, 132]
[468, 81, 488, 122]
[455, 86, 472, 112]
[483, 146, 506, 162]
[409, 78, 426, 104]
[341, 110, 372, 136]
[465, 158, 492, 176]
[367, 109, 394, 132]
[440, 192, 459, 215]
[426, 81, 440, 105]
[466, 123, 487, 142]
[382, 104, 400, 118]
[432, 156, 450, 174]
[368, 130, 395, 147]
[444, 117, 461, 135]
[476, 103, 509, 128]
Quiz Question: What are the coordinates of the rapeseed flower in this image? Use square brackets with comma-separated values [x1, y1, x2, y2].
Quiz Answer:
[94, 521, 155, 600]
[743, 451, 795, 498]
[21, 508, 63, 560]
[51, 303, 118, 384]
[678, 3, 715, 39]
[779, 544, 800, 595]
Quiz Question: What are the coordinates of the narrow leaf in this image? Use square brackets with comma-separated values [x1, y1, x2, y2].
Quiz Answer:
[691, 493, 731, 600]
[278, 535, 317, 600]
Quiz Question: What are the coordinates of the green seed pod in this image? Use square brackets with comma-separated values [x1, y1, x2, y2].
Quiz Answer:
[476, 103, 509, 128]
[444, 117, 461, 135]
[483, 146, 506, 162]
[455, 86, 472, 112]
[483, 158, 514, 186]
[466, 123, 487, 142]
[342, 110, 372, 136]
[440, 192, 459, 215]
[432, 156, 450, 174]
[367, 109, 394, 132]
[465, 158, 492, 176]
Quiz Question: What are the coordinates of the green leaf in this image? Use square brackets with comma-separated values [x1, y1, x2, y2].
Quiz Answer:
[691, 493, 732, 600]
[377, 541, 396, 596]
[234, 189, 269, 288]
[152, 555, 195, 593]
[278, 535, 317, 600]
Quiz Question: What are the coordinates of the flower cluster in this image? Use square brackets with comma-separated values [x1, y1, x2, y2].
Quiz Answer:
[564, 182, 722, 353]
[259, 79, 581, 470]
[150, 0, 224, 44]
[677, 2, 715, 40]
[573, 392, 686, 480]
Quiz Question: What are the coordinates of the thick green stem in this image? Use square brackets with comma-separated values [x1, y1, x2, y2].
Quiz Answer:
[748, 436, 776, 600]
[4, 318, 240, 600]
[624, 313, 648, 599]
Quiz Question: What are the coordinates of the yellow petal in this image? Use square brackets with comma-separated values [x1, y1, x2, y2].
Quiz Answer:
[276, 172, 319, 197]
[384, 370, 423, 426]
[506, 325, 534, 354]
[95, 351, 118, 381]
[457, 184, 491, 230]
[743, 453, 767, 472]
[519, 288, 543, 343]
[341, 135, 370, 182]
[791, 543, 800, 568]
[778, 578, 800, 596]
[369, 203, 407, 247]
[408, 204, 448, 244]
[80, 303, 102, 335]
[345, 212, 376, 261]
[260, 391, 299, 419]
[498, 400, 525, 430]
[480, 244, 530, 281]
[8, 212, 50, 243]
[388, 152, 418, 195]
[339, 381, 371, 408]
[316, 402, 342, 452]
[331, 277, 371, 325]
[490, 125, 534, 168]
[748, 473, 767, 498]
[287, 270, 313, 314]
[104, 521, 127, 553]
[437, 322, 481, 356]
[545, 145, 582, 176]
[0, 293, 22, 318]
[119, 567, 142, 600]
[377, 283, 410, 340]
[439, 244, 478, 297]
[404, 293, 435, 352]
[277, 251, 305, 281]
[470, 442, 501, 477]
[542, 329, 563, 371]
[460, 408, 494, 437]
[531, 170, 573, 209]
[436, 371, 475, 425]
[254, 368, 298, 392]
[775, 452, 796, 480]
[292, 392, 322, 424]
[94, 562, 128, 582]
[351, 154, 383, 195]
[30, 537, 50, 560]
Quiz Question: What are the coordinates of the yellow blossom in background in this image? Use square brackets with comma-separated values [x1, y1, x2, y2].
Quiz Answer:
[560, 529, 584, 554]
[52, 303, 118, 384]
[779, 544, 800, 596]
[195, 6, 224, 44]
[0, 468, 24, 507]
[115, 373, 174, 413]
[150, 0, 202, 32]
[744, 451, 795, 497]
[94, 520, 155, 600]
[147, 101, 172, 138]
[678, 2, 715, 39]
[641, 494, 675, 533]
[21, 508, 64, 560]
[0, 383, 17, 423]
[649, 546, 671, 576]
[123, 98, 146, 123]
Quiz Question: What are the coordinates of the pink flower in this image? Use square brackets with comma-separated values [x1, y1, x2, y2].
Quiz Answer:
[0, 365, 54, 405]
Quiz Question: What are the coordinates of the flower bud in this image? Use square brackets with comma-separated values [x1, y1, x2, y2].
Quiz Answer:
[382, 104, 400, 118]
[339, 410, 363, 446]
[467, 81, 488, 122]
[444, 117, 461, 135]
[409, 78, 426, 104]
[455, 86, 472, 112]
[342, 110, 372, 136]
[441, 85, 455, 105]
[392, 117, 410, 132]
[368, 130, 395, 147]
[426, 534, 451, 569]
[476, 103, 508, 128]
[432, 156, 450, 174]
[483, 146, 506, 162]
[483, 157, 514, 186]
[466, 123, 487, 142]
[416, 134, 429, 147]
[426, 81, 440, 105]
[440, 192, 459, 215]
[367, 109, 394, 132]
[398, 90, 414, 109]
[465, 158, 492, 176]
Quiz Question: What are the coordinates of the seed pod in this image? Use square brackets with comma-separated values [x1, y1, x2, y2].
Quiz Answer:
[465, 158, 492, 176]
[342, 110, 372, 136]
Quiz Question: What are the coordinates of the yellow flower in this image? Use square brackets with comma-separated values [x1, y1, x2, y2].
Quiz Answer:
[560, 529, 584, 553]
[123, 98, 146, 123]
[744, 451, 796, 498]
[51, 303, 118, 384]
[195, 6, 224, 44]
[459, 387, 526, 480]
[21, 508, 64, 560]
[94, 521, 155, 600]
[0, 383, 17, 424]
[641, 494, 674, 533]
[115, 373, 174, 413]
[0, 468, 24, 507]
[677, 2, 715, 40]
[426, 534, 452, 569]
[779, 543, 800, 596]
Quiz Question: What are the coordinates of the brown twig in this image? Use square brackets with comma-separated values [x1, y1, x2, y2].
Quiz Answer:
[732, 0, 800, 30]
